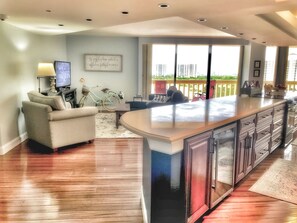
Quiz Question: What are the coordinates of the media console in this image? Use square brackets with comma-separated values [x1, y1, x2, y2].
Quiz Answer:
[41, 88, 77, 108]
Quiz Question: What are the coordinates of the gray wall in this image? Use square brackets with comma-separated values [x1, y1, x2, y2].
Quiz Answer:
[0, 22, 67, 155]
[66, 35, 138, 102]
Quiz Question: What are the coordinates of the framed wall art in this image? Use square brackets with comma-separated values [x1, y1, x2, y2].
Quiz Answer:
[253, 69, 260, 77]
[254, 60, 261, 68]
[84, 54, 123, 72]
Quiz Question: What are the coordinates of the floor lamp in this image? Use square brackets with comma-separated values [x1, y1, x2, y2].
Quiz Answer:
[37, 63, 56, 93]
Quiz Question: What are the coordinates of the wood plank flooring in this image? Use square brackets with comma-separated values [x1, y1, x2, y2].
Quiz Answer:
[1, 139, 297, 222]
[0, 139, 143, 223]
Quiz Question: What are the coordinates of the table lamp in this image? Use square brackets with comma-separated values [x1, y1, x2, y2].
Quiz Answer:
[37, 63, 56, 93]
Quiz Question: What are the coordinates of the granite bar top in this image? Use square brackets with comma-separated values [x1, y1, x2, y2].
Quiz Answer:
[121, 96, 285, 143]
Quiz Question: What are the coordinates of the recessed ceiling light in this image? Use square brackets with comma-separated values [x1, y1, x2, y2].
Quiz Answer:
[197, 18, 207, 22]
[238, 33, 244, 36]
[58, 24, 64, 27]
[252, 37, 257, 40]
[86, 18, 92, 21]
[158, 3, 169, 8]
[121, 11, 129, 15]
[46, 10, 51, 13]
[221, 26, 228, 30]
[262, 41, 267, 44]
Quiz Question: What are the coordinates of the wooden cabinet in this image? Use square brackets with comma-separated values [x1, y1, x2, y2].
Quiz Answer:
[235, 115, 256, 184]
[235, 103, 286, 184]
[271, 103, 285, 152]
[185, 131, 212, 223]
[185, 123, 237, 222]
[235, 129, 254, 183]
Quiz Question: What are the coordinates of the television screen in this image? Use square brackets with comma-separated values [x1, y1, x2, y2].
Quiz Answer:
[54, 61, 71, 89]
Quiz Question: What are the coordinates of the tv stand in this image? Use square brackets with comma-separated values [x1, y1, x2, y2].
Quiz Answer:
[41, 88, 77, 108]
[60, 88, 77, 108]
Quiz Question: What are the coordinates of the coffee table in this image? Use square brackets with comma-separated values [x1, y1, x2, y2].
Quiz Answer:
[115, 103, 130, 128]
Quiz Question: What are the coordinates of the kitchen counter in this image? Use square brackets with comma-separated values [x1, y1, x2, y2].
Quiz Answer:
[121, 96, 285, 154]
[121, 95, 286, 223]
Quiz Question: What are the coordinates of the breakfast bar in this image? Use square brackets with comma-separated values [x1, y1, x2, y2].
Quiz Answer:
[121, 96, 287, 223]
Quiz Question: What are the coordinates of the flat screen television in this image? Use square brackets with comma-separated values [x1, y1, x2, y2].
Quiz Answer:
[54, 61, 71, 89]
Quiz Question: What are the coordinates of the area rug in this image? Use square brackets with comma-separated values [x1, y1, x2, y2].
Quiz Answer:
[95, 112, 142, 138]
[249, 158, 297, 204]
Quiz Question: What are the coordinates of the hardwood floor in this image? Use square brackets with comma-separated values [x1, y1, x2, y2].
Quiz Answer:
[1, 139, 297, 222]
[0, 139, 143, 223]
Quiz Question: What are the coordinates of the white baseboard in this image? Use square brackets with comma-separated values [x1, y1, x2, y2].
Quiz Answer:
[0, 132, 28, 155]
[141, 186, 148, 223]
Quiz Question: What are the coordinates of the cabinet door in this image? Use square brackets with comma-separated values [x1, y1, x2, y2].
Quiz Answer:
[235, 133, 246, 183]
[185, 131, 212, 223]
[235, 131, 254, 184]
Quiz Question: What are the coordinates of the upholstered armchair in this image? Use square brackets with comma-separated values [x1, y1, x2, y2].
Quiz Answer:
[22, 91, 98, 151]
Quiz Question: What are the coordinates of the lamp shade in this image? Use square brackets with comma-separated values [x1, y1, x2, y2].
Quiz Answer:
[37, 63, 56, 77]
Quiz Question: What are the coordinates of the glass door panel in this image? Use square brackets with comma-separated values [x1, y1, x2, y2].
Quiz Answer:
[211, 45, 240, 98]
[152, 44, 176, 94]
[176, 45, 209, 100]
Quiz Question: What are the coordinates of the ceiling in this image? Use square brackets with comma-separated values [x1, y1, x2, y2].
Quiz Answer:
[1, 0, 297, 46]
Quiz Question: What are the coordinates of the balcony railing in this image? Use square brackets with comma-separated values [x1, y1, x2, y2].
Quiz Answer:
[152, 79, 238, 100]
[286, 81, 297, 91]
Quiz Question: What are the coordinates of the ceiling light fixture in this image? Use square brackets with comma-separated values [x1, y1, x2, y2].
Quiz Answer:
[252, 37, 257, 40]
[46, 10, 51, 13]
[86, 18, 92, 21]
[121, 11, 129, 15]
[58, 24, 64, 27]
[197, 18, 207, 22]
[158, 3, 169, 8]
[238, 33, 244, 36]
[221, 26, 228, 30]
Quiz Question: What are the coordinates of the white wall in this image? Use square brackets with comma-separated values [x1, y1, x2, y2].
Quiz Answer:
[0, 22, 67, 155]
[66, 36, 138, 102]
[241, 42, 266, 89]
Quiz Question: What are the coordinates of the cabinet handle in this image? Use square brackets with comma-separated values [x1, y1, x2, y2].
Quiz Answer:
[245, 135, 252, 149]
[211, 140, 218, 190]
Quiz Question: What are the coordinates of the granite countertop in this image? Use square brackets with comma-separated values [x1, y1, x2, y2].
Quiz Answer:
[121, 96, 286, 143]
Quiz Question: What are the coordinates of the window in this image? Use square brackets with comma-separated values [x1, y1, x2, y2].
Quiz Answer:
[151, 44, 241, 99]
[263, 46, 277, 86]
[286, 47, 297, 91]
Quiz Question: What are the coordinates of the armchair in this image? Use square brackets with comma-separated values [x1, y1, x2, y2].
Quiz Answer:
[22, 91, 98, 151]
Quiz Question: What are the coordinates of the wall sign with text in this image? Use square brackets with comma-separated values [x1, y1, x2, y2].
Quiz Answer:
[84, 54, 123, 72]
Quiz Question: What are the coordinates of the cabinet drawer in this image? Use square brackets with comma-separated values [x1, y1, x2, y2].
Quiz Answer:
[257, 108, 273, 125]
[255, 125, 271, 142]
[274, 103, 286, 117]
[272, 118, 284, 133]
[239, 115, 256, 134]
[270, 131, 283, 153]
[254, 137, 270, 167]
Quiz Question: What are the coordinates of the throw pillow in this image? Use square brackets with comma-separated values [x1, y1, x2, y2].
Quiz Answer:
[27, 91, 66, 110]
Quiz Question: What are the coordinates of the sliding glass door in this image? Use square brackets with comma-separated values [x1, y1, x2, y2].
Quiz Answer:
[211, 45, 240, 98]
[176, 45, 209, 99]
[150, 44, 241, 100]
[152, 44, 175, 94]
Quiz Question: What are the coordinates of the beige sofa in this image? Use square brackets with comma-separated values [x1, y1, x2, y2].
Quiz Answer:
[22, 91, 98, 151]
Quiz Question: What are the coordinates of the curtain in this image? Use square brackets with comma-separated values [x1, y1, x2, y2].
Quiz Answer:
[142, 44, 152, 99]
